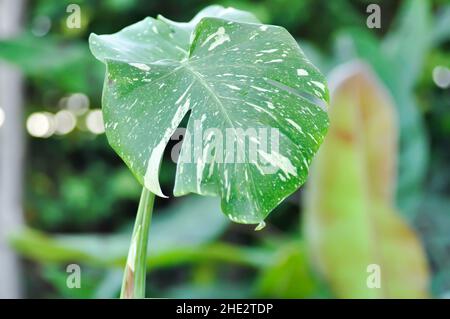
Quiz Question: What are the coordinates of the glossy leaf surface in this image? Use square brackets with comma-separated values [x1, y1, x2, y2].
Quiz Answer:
[90, 6, 329, 224]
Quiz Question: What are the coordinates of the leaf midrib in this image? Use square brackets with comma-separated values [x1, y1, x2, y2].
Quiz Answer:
[185, 63, 262, 215]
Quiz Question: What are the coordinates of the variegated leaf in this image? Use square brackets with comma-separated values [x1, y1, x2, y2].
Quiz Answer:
[90, 6, 329, 225]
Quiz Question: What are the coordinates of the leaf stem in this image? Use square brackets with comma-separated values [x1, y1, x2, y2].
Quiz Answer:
[120, 187, 155, 298]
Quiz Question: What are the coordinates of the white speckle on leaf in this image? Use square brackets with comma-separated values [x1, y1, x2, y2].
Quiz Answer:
[258, 149, 297, 177]
[251, 85, 271, 92]
[287, 119, 304, 134]
[307, 132, 319, 144]
[201, 27, 231, 51]
[311, 80, 326, 91]
[196, 154, 206, 193]
[261, 49, 278, 53]
[265, 59, 283, 64]
[266, 101, 275, 109]
[297, 69, 308, 76]
[246, 102, 276, 120]
[225, 84, 241, 91]
[225, 170, 231, 201]
[129, 63, 151, 72]
[175, 82, 194, 104]
[259, 25, 268, 31]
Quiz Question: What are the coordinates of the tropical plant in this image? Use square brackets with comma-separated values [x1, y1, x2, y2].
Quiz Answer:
[89, 5, 329, 298]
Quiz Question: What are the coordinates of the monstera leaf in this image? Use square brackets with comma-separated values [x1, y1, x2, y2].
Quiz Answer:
[89, 6, 329, 224]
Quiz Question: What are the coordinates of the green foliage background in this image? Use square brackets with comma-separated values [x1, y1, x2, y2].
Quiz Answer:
[0, 0, 449, 298]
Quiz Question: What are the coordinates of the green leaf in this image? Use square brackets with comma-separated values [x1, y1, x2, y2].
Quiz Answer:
[256, 242, 327, 298]
[10, 196, 272, 269]
[0, 34, 103, 94]
[432, 5, 450, 45]
[376, 0, 431, 216]
[383, 0, 431, 90]
[89, 6, 329, 224]
[415, 196, 450, 297]
[304, 62, 429, 298]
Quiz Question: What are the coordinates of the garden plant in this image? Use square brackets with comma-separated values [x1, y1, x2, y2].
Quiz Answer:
[89, 5, 329, 298]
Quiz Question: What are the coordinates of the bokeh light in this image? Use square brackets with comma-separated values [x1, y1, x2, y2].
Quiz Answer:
[26, 112, 55, 138]
[31, 16, 51, 37]
[66, 93, 90, 115]
[85, 109, 105, 134]
[54, 110, 77, 135]
[432, 66, 450, 89]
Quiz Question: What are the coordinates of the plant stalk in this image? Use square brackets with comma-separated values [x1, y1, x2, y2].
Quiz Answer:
[120, 187, 155, 298]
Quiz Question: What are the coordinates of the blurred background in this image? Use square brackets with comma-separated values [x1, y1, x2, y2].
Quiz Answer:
[0, 0, 449, 298]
